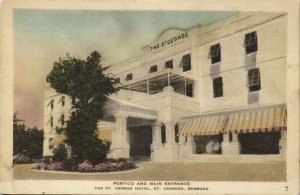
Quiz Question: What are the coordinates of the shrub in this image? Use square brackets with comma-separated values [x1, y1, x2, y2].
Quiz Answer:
[62, 159, 78, 172]
[78, 160, 93, 172]
[93, 163, 111, 172]
[42, 156, 53, 163]
[31, 158, 136, 173]
[13, 154, 30, 164]
[107, 158, 129, 163]
[53, 144, 67, 161]
[47, 161, 63, 171]
[93, 161, 136, 172]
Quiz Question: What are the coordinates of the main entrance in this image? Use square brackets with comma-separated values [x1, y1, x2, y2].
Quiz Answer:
[128, 125, 152, 161]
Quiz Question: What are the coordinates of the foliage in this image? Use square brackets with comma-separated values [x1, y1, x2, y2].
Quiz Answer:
[62, 159, 78, 171]
[13, 112, 44, 162]
[77, 160, 93, 172]
[32, 158, 136, 172]
[53, 144, 68, 161]
[46, 161, 64, 171]
[46, 51, 117, 164]
[93, 160, 136, 172]
[13, 154, 30, 164]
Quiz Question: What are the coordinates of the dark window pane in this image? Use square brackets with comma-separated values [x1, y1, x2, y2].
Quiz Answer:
[165, 60, 173, 69]
[149, 65, 157, 73]
[245, 32, 258, 54]
[50, 99, 54, 109]
[161, 125, 166, 144]
[175, 125, 179, 143]
[62, 96, 65, 106]
[248, 68, 261, 92]
[186, 83, 193, 97]
[61, 114, 65, 125]
[182, 54, 191, 72]
[213, 77, 223, 98]
[115, 78, 120, 84]
[126, 73, 133, 81]
[210, 43, 221, 64]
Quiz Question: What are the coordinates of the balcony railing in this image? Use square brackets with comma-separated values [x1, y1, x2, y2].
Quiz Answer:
[115, 69, 195, 97]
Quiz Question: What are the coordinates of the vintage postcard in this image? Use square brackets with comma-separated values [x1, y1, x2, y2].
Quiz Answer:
[0, 0, 299, 194]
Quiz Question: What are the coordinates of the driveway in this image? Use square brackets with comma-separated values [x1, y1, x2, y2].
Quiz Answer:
[13, 162, 286, 181]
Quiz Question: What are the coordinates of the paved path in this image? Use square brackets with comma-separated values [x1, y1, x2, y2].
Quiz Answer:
[13, 162, 286, 181]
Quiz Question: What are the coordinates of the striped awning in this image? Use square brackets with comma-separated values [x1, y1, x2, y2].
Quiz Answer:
[224, 105, 287, 133]
[179, 114, 227, 136]
[179, 104, 287, 136]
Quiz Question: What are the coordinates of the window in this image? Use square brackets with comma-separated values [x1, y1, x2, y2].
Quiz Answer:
[165, 60, 173, 69]
[50, 99, 54, 109]
[245, 31, 258, 54]
[49, 138, 53, 149]
[186, 83, 193, 97]
[115, 77, 120, 84]
[175, 124, 179, 143]
[210, 43, 221, 64]
[213, 77, 223, 98]
[50, 116, 53, 127]
[62, 96, 65, 106]
[61, 114, 65, 126]
[126, 73, 133, 81]
[149, 65, 157, 73]
[181, 54, 191, 72]
[161, 125, 166, 144]
[248, 68, 261, 91]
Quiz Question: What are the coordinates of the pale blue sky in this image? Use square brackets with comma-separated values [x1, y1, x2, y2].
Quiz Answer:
[14, 10, 237, 128]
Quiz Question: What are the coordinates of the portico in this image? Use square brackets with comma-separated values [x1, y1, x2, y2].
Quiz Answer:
[103, 96, 159, 159]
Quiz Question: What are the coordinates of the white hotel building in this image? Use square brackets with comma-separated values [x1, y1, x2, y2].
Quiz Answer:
[43, 12, 287, 162]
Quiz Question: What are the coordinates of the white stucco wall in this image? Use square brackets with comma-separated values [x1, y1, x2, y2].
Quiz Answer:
[197, 14, 287, 112]
[43, 86, 72, 156]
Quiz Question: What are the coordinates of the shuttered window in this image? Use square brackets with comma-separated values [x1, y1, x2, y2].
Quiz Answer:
[181, 54, 191, 72]
[209, 43, 221, 64]
[248, 68, 261, 91]
[245, 31, 258, 54]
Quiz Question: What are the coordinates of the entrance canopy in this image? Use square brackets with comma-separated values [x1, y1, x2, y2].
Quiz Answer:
[179, 104, 287, 136]
[103, 96, 158, 120]
[116, 69, 194, 95]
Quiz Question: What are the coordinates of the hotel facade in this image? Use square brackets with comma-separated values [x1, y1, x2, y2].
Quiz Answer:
[43, 12, 287, 162]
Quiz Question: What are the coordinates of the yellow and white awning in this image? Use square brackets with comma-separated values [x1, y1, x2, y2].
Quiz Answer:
[179, 104, 287, 136]
[180, 114, 227, 136]
[224, 106, 286, 133]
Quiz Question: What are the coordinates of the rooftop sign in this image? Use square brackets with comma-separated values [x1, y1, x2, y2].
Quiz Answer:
[150, 32, 189, 51]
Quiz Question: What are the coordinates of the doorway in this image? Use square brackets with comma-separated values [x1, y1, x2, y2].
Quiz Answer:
[128, 125, 152, 161]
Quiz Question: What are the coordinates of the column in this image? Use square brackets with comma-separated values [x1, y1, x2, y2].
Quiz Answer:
[222, 132, 240, 155]
[151, 122, 163, 161]
[160, 122, 178, 161]
[107, 127, 116, 159]
[180, 134, 196, 156]
[66, 144, 72, 159]
[111, 113, 130, 159]
[186, 136, 196, 154]
[165, 122, 176, 144]
[279, 130, 287, 159]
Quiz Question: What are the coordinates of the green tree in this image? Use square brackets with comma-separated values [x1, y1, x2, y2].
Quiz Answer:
[53, 144, 68, 161]
[46, 51, 117, 164]
[13, 112, 44, 160]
